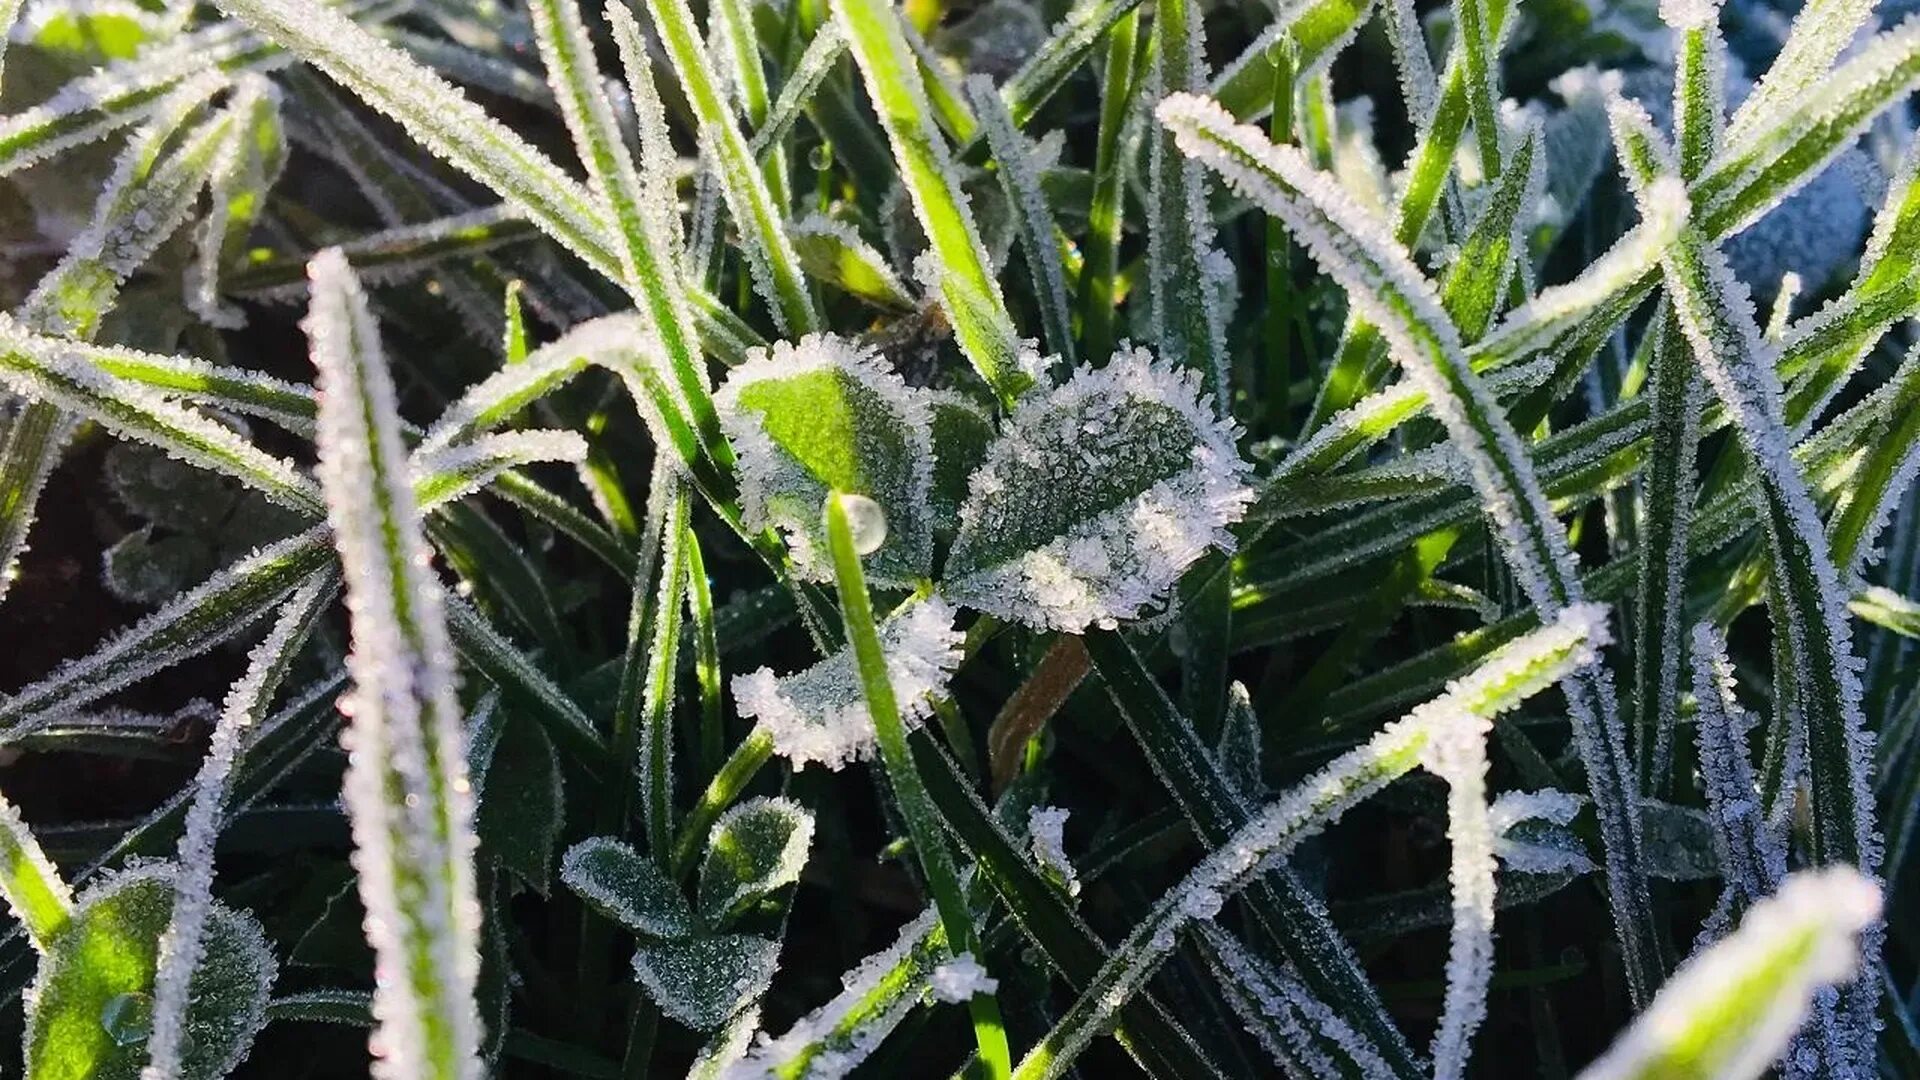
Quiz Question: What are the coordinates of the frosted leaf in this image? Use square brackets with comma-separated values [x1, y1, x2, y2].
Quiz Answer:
[1689, 623, 1787, 942]
[306, 249, 483, 1080]
[561, 836, 694, 939]
[733, 597, 962, 771]
[143, 576, 330, 1080]
[929, 953, 999, 1002]
[943, 346, 1253, 632]
[788, 215, 915, 312]
[469, 699, 565, 893]
[1578, 868, 1881, 1080]
[188, 75, 286, 330]
[633, 934, 781, 1031]
[1025, 805, 1079, 898]
[716, 334, 935, 585]
[1199, 925, 1394, 1078]
[725, 908, 942, 1079]
[26, 865, 275, 1080]
[699, 797, 817, 924]
[922, 389, 993, 531]
[1488, 790, 1598, 876]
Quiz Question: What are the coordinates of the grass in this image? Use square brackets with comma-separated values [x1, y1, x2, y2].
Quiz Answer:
[0, 0, 1913, 1076]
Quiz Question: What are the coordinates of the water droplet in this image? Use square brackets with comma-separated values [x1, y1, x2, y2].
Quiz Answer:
[809, 144, 833, 172]
[840, 494, 888, 555]
[101, 991, 152, 1047]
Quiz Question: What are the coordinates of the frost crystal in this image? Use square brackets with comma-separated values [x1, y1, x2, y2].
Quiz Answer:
[734, 598, 962, 770]
[1201, 925, 1393, 1078]
[1026, 806, 1079, 896]
[1489, 790, 1598, 876]
[929, 953, 999, 1002]
[942, 346, 1252, 632]
[716, 334, 936, 585]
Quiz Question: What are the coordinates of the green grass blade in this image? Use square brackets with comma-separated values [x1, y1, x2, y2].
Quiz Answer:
[1631, 313, 1700, 794]
[1162, 93, 1662, 1002]
[834, 0, 1027, 403]
[1578, 869, 1880, 1080]
[1145, 0, 1228, 399]
[1077, 8, 1142, 364]
[619, 0, 816, 335]
[1084, 630, 1426, 1080]
[0, 792, 72, 951]
[824, 493, 1011, 1079]
[1031, 606, 1610, 1079]
[999, 0, 1147, 129]
[307, 249, 484, 1080]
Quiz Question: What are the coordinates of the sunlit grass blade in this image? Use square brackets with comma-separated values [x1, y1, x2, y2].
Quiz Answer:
[1027, 605, 1611, 1079]
[1722, 0, 1875, 148]
[306, 249, 483, 1080]
[750, 22, 847, 158]
[1452, 0, 1507, 176]
[1161, 92, 1662, 1003]
[834, 0, 1027, 404]
[1208, 0, 1375, 122]
[617, 0, 815, 335]
[143, 573, 333, 1080]
[1826, 345, 1920, 581]
[0, 791, 72, 951]
[1577, 868, 1880, 1080]
[998, 0, 1146, 129]
[824, 492, 1010, 1078]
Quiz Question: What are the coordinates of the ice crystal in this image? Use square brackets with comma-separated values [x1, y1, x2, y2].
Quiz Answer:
[1489, 790, 1598, 876]
[929, 952, 999, 1002]
[943, 346, 1252, 632]
[1689, 623, 1787, 943]
[733, 597, 962, 770]
[716, 333, 935, 585]
[1026, 805, 1079, 897]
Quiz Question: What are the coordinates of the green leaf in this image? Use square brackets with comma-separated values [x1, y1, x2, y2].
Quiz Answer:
[473, 707, 565, 894]
[560, 837, 693, 939]
[924, 389, 994, 532]
[631, 934, 781, 1032]
[25, 865, 274, 1080]
[0, 792, 72, 950]
[698, 796, 815, 924]
[943, 347, 1251, 632]
[718, 335, 936, 586]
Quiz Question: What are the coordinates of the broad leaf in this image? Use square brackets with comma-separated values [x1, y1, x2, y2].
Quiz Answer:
[698, 797, 815, 924]
[632, 933, 781, 1032]
[560, 837, 693, 939]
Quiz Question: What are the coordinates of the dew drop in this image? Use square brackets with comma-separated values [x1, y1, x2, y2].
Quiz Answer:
[839, 494, 888, 555]
[101, 991, 153, 1047]
[809, 144, 834, 172]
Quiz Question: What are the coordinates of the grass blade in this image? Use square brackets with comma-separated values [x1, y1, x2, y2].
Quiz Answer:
[1161, 93, 1663, 1003]
[824, 492, 1011, 1078]
[307, 249, 483, 1080]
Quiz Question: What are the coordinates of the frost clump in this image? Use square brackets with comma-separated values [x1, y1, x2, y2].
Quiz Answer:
[929, 952, 999, 1002]
[1027, 805, 1079, 896]
[942, 346, 1252, 632]
[733, 598, 962, 770]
